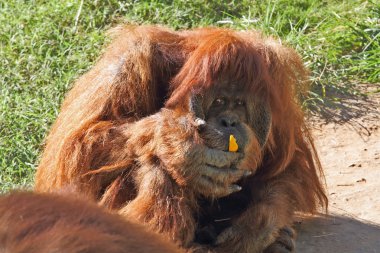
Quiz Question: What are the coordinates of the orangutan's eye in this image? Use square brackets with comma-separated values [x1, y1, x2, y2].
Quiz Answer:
[213, 98, 226, 106]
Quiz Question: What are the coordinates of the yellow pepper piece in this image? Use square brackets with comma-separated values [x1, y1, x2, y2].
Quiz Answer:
[229, 134, 239, 152]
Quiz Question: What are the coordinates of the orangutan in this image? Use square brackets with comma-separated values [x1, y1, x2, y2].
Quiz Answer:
[35, 26, 327, 252]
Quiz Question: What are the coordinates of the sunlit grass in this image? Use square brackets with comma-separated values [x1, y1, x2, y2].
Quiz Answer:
[0, 0, 379, 192]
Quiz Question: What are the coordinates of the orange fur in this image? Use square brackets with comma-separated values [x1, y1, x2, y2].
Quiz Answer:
[0, 191, 181, 253]
[35, 25, 327, 252]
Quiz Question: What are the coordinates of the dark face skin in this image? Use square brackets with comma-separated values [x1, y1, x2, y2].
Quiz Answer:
[189, 80, 271, 157]
[194, 84, 251, 153]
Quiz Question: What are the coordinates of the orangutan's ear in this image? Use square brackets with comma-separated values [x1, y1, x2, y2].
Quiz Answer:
[247, 100, 272, 148]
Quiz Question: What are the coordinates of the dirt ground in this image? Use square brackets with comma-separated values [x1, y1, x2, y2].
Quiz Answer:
[296, 84, 380, 252]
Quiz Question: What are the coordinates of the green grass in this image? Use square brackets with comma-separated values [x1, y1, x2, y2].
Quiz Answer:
[1, 0, 379, 192]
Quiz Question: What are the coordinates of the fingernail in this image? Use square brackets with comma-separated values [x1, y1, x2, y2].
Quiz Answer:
[195, 118, 206, 126]
[233, 185, 242, 191]
[244, 171, 252, 176]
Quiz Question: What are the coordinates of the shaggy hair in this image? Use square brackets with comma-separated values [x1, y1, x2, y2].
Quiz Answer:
[35, 25, 327, 252]
[0, 191, 181, 253]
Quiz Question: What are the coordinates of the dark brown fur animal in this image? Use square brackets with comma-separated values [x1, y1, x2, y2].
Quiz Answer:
[0, 191, 181, 253]
[35, 26, 328, 252]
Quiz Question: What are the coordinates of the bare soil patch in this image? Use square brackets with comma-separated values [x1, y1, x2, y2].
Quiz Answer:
[296, 84, 380, 252]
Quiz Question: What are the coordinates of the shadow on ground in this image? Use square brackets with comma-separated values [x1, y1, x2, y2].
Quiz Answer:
[309, 84, 379, 122]
[308, 83, 379, 139]
[296, 214, 380, 253]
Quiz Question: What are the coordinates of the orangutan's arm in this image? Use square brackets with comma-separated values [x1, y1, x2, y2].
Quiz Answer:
[214, 176, 297, 253]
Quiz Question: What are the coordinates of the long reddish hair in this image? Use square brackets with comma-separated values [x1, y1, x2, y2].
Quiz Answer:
[35, 25, 327, 213]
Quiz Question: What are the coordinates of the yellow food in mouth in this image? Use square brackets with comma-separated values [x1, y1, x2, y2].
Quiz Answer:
[229, 134, 239, 152]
